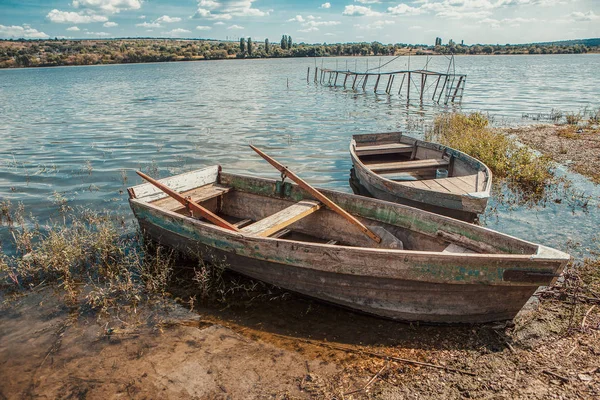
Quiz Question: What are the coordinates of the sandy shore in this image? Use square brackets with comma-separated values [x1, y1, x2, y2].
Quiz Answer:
[1, 279, 599, 399]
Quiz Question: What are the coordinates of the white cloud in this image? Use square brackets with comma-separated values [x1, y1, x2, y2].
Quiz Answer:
[387, 3, 423, 15]
[47, 9, 109, 23]
[408, 25, 422, 30]
[227, 24, 244, 29]
[356, 20, 395, 29]
[288, 15, 305, 22]
[103, 21, 118, 27]
[342, 5, 382, 16]
[305, 20, 341, 27]
[321, 2, 331, 8]
[67, 26, 80, 31]
[85, 31, 111, 36]
[155, 15, 182, 23]
[324, 32, 335, 35]
[214, 21, 225, 25]
[570, 10, 599, 21]
[0, 24, 50, 39]
[298, 27, 319, 32]
[71, 0, 142, 14]
[193, 0, 269, 20]
[199, 0, 220, 7]
[136, 21, 161, 28]
[355, 0, 380, 3]
[138, 15, 146, 19]
[196, 25, 212, 30]
[164, 28, 191, 36]
[480, 16, 538, 27]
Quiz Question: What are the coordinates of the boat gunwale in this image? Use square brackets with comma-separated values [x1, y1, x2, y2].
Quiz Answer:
[128, 170, 569, 263]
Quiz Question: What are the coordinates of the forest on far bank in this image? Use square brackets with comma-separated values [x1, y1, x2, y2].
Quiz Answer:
[1, 37, 597, 69]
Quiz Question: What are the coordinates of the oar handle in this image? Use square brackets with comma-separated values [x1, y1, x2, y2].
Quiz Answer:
[249, 145, 381, 244]
[136, 171, 239, 232]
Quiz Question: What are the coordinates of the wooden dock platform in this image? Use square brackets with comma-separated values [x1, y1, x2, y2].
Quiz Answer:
[310, 66, 466, 105]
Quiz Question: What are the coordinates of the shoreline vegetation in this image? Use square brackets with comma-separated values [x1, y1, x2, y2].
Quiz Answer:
[1, 37, 599, 69]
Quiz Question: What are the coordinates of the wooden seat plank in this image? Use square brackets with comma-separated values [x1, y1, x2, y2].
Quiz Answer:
[242, 200, 322, 237]
[356, 143, 413, 156]
[151, 183, 232, 211]
[369, 159, 449, 173]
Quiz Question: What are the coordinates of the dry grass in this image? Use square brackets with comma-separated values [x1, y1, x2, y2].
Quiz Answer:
[427, 112, 556, 202]
[0, 202, 176, 317]
[0, 201, 266, 320]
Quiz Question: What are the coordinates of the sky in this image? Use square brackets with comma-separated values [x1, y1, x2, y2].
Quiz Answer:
[0, 0, 598, 45]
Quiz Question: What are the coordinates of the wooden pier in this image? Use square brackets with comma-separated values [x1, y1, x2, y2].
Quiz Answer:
[310, 67, 467, 105]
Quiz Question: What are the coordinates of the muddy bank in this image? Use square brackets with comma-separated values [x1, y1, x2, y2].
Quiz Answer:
[1, 271, 599, 399]
[502, 124, 600, 184]
[0, 289, 340, 399]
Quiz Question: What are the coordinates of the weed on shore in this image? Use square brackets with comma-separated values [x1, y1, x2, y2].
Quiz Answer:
[427, 112, 556, 204]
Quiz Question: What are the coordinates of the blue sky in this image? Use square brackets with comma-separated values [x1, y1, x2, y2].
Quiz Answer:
[0, 0, 598, 44]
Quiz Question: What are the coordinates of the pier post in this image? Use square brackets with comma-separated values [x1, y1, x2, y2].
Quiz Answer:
[374, 75, 381, 93]
[420, 73, 426, 103]
[398, 74, 406, 95]
[307, 67, 310, 83]
[343, 73, 348, 88]
[389, 75, 395, 94]
[432, 75, 441, 101]
[451, 76, 464, 103]
[407, 72, 411, 102]
[314, 67, 318, 83]
[438, 75, 448, 103]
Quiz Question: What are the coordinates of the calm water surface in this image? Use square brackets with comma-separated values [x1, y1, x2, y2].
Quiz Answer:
[1, 55, 599, 256]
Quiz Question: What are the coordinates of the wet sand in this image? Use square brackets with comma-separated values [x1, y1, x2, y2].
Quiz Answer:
[1, 277, 599, 399]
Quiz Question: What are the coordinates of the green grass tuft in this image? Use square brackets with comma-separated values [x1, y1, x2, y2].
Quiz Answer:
[427, 112, 556, 202]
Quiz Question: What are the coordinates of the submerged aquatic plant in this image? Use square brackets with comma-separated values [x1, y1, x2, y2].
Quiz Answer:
[427, 112, 556, 204]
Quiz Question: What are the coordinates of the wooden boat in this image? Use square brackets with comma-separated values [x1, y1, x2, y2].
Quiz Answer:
[350, 132, 492, 222]
[128, 165, 568, 324]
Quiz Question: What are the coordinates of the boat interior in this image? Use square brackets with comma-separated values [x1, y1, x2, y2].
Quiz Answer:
[352, 134, 488, 195]
[134, 170, 534, 256]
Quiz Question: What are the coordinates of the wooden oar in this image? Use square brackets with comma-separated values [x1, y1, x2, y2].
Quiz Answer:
[249, 145, 382, 244]
[136, 171, 240, 232]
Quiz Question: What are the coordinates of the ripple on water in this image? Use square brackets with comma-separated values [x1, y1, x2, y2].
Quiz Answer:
[0, 55, 599, 257]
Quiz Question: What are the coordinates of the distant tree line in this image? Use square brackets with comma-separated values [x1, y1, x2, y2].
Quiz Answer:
[0, 38, 597, 69]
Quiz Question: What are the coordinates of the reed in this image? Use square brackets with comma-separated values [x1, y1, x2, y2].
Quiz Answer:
[427, 112, 555, 201]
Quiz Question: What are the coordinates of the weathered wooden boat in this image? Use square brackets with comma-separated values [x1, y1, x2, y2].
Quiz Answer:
[128, 165, 568, 324]
[350, 132, 492, 222]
